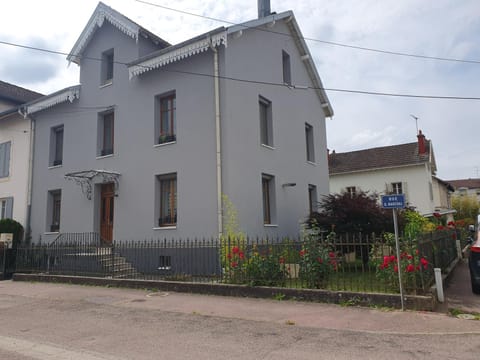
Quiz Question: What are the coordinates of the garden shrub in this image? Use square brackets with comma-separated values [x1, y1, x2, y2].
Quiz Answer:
[245, 246, 287, 287]
[0, 218, 24, 249]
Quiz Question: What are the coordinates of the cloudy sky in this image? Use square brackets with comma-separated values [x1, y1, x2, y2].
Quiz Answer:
[1, 0, 479, 180]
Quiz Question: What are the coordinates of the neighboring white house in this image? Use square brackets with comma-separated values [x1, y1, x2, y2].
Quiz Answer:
[447, 178, 480, 202]
[329, 131, 454, 216]
[0, 81, 42, 229]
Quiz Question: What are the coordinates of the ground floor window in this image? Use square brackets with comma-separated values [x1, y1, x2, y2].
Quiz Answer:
[47, 190, 61, 232]
[157, 174, 177, 227]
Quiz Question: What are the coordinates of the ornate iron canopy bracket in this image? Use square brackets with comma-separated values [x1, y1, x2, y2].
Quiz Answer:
[64, 170, 121, 200]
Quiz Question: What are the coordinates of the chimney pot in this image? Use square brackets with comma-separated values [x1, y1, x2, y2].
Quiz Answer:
[258, 0, 271, 18]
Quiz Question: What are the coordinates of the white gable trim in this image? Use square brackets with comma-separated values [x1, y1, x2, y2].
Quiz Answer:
[24, 87, 80, 115]
[129, 32, 227, 78]
[67, 3, 140, 65]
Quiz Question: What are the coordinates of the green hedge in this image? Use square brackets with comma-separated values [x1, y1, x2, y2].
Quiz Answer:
[0, 219, 24, 249]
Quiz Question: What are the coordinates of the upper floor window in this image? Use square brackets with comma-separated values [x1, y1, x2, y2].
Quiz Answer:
[259, 96, 273, 147]
[282, 50, 291, 85]
[157, 173, 177, 227]
[0, 141, 11, 178]
[305, 123, 315, 162]
[346, 186, 356, 198]
[155, 92, 176, 145]
[98, 111, 114, 157]
[50, 125, 64, 166]
[391, 182, 403, 194]
[0, 197, 13, 220]
[101, 49, 114, 85]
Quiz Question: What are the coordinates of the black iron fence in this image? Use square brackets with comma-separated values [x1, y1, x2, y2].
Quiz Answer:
[14, 230, 461, 294]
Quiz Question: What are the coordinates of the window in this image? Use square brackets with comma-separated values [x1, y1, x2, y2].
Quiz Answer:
[0, 197, 13, 220]
[391, 182, 403, 194]
[0, 141, 11, 178]
[50, 125, 64, 166]
[282, 50, 291, 85]
[308, 185, 317, 214]
[158, 174, 177, 227]
[101, 49, 114, 85]
[346, 186, 356, 197]
[158, 255, 172, 270]
[155, 92, 176, 144]
[98, 112, 114, 156]
[262, 174, 276, 224]
[305, 123, 315, 162]
[259, 96, 273, 147]
[48, 190, 61, 232]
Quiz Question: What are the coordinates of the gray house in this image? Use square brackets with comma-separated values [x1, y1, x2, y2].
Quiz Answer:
[23, 1, 333, 244]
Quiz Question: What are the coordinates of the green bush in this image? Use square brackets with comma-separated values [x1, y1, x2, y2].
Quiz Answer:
[245, 246, 287, 287]
[0, 218, 24, 249]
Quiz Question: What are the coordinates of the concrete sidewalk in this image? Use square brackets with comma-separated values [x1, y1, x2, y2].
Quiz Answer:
[441, 258, 480, 314]
[1, 281, 479, 335]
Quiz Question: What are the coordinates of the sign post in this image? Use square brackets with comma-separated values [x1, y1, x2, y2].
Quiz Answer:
[381, 194, 406, 311]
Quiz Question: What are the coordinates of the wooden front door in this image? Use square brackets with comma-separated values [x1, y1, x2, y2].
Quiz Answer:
[100, 183, 114, 244]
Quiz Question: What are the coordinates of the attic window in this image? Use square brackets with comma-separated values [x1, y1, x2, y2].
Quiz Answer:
[101, 49, 114, 85]
[282, 50, 291, 85]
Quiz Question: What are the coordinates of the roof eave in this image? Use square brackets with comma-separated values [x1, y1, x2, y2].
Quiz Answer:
[329, 162, 428, 176]
[21, 85, 81, 115]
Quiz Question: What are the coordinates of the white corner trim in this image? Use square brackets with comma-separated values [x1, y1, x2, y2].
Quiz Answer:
[68, 3, 139, 64]
[129, 31, 227, 78]
[26, 87, 80, 115]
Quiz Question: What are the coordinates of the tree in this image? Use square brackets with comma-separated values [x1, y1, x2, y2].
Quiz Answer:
[308, 190, 403, 234]
[451, 195, 479, 226]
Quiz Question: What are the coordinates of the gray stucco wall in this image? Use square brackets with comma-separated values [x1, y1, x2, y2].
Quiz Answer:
[220, 21, 330, 238]
[30, 17, 330, 244]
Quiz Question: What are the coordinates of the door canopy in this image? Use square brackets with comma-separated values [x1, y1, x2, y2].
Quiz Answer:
[64, 170, 121, 200]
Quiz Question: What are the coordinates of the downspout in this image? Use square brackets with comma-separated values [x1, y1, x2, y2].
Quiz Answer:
[19, 108, 35, 244]
[210, 41, 223, 237]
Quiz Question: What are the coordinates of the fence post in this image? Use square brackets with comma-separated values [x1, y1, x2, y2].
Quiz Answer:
[434, 268, 444, 302]
[111, 241, 115, 278]
[456, 239, 462, 259]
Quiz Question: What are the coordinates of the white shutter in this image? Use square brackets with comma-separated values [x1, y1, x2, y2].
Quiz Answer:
[402, 182, 409, 203]
[5, 197, 13, 219]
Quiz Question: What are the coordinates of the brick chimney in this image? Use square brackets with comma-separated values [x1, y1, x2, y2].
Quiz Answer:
[417, 130, 426, 155]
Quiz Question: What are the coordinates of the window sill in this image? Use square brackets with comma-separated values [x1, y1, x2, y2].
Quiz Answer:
[261, 144, 275, 150]
[154, 141, 176, 148]
[264, 224, 278, 228]
[153, 226, 177, 230]
[44, 232, 60, 235]
[306, 161, 316, 166]
[0, 177, 10, 183]
[48, 164, 63, 170]
[96, 154, 114, 160]
[157, 266, 172, 270]
[99, 81, 113, 88]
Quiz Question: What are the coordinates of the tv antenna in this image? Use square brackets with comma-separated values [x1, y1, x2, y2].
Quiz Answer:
[410, 114, 419, 134]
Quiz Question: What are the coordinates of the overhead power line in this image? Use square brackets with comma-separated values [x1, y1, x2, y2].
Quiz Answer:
[1, 39, 480, 101]
[135, 0, 480, 65]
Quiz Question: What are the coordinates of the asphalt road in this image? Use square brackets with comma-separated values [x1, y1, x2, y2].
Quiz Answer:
[0, 281, 479, 360]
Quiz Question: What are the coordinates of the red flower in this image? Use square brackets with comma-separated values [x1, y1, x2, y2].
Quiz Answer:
[436, 225, 445, 231]
[227, 253, 232, 260]
[389, 255, 396, 262]
[447, 221, 455, 228]
[230, 261, 238, 268]
[383, 256, 390, 263]
[299, 250, 306, 257]
[379, 264, 385, 270]
[406, 264, 415, 273]
[433, 212, 441, 218]
[329, 252, 336, 258]
[239, 251, 245, 260]
[420, 258, 428, 269]
[407, 254, 413, 260]
[394, 265, 398, 273]
[232, 246, 240, 254]
[317, 257, 323, 264]
[279, 257, 285, 264]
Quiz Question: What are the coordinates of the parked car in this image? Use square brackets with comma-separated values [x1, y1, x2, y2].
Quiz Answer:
[469, 217, 480, 294]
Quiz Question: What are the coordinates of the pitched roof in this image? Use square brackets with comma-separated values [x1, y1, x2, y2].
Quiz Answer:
[0, 80, 43, 105]
[67, 2, 170, 65]
[329, 141, 433, 175]
[446, 178, 480, 190]
[128, 10, 333, 117]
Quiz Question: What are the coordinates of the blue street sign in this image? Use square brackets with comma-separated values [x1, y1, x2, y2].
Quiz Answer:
[381, 194, 405, 209]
